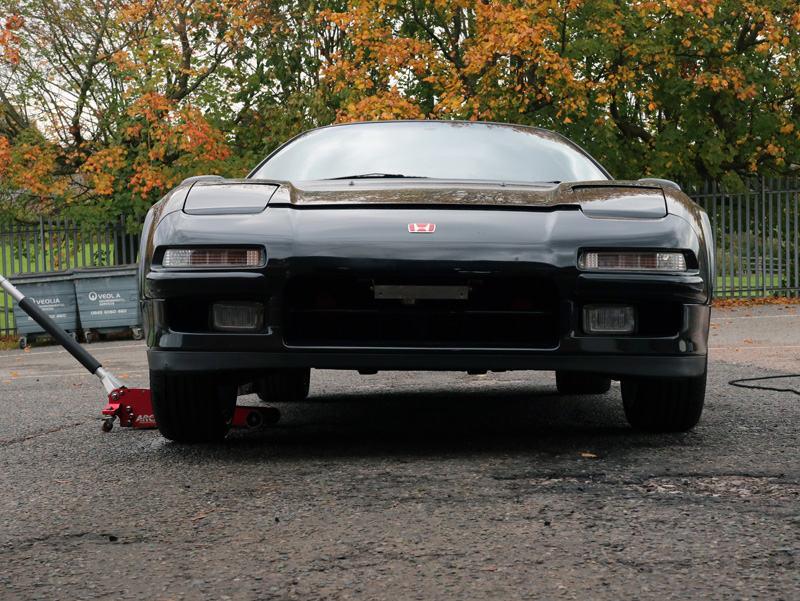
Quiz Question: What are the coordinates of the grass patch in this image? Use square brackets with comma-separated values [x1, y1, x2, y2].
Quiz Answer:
[715, 274, 787, 297]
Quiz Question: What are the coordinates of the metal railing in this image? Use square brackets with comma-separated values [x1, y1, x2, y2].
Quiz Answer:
[687, 177, 799, 299]
[1, 215, 141, 338]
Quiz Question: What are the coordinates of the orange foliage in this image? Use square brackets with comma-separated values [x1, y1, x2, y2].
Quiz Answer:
[175, 106, 231, 163]
[6, 137, 68, 206]
[1, 0, 266, 220]
[322, 0, 589, 123]
[118, 94, 232, 199]
[321, 0, 800, 181]
[130, 160, 170, 199]
[0, 136, 11, 175]
[79, 147, 128, 196]
[340, 91, 426, 122]
[0, 14, 24, 64]
[713, 296, 800, 309]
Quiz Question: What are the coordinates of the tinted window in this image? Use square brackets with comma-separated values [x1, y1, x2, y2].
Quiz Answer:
[250, 121, 609, 183]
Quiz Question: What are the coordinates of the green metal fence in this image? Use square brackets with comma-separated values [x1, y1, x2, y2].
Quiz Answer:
[686, 177, 799, 299]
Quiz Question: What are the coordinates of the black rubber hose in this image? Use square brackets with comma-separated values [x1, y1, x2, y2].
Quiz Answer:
[729, 375, 800, 395]
[18, 296, 102, 375]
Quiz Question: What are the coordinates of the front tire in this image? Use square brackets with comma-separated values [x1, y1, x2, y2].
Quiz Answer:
[150, 371, 237, 443]
[556, 371, 611, 395]
[621, 372, 706, 432]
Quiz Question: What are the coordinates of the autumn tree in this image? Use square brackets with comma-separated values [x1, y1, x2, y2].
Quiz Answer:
[0, 0, 359, 223]
[0, 0, 273, 224]
[215, 0, 349, 163]
[322, 0, 800, 185]
[2, 0, 800, 225]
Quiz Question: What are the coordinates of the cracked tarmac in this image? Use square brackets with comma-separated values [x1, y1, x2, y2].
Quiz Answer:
[0, 304, 798, 600]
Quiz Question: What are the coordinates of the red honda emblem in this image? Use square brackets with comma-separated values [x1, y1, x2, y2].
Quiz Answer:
[408, 223, 436, 233]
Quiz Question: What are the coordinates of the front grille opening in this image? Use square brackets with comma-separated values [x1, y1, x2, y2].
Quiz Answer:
[636, 301, 683, 336]
[283, 276, 560, 349]
[167, 299, 212, 332]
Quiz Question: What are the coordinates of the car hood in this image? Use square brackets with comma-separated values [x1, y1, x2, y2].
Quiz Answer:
[260, 179, 669, 219]
[172, 178, 674, 220]
[269, 179, 663, 209]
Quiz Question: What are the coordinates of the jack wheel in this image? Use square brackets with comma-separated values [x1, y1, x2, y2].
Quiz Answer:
[101, 418, 114, 432]
[19, 336, 27, 349]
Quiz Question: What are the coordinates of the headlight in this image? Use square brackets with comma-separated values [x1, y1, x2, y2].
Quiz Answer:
[183, 183, 276, 214]
[573, 186, 667, 219]
[579, 251, 687, 272]
[162, 248, 264, 268]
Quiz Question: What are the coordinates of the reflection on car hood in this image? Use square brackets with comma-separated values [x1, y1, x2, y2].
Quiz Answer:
[174, 178, 675, 220]
[265, 179, 666, 211]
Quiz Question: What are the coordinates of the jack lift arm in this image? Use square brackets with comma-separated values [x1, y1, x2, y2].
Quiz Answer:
[1, 274, 278, 433]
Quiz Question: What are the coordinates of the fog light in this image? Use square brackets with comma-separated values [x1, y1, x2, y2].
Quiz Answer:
[212, 302, 264, 332]
[583, 305, 636, 335]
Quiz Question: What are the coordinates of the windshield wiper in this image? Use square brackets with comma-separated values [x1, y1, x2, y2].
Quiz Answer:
[329, 173, 422, 180]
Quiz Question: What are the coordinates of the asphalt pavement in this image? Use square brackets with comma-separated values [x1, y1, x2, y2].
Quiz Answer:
[0, 304, 798, 600]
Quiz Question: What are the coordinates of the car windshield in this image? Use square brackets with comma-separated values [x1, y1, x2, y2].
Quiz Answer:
[249, 121, 609, 184]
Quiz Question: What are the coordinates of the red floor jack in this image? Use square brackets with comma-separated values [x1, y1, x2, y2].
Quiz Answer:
[1, 274, 279, 434]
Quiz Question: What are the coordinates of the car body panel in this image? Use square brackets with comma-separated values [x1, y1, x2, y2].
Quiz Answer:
[138, 121, 712, 386]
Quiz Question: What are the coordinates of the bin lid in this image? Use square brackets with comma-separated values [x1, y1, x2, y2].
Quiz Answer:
[72, 264, 137, 276]
[10, 269, 75, 283]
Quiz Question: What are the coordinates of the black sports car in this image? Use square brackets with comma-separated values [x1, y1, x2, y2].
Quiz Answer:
[139, 120, 714, 442]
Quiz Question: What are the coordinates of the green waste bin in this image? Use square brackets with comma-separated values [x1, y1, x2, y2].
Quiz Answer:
[10, 270, 79, 349]
[73, 265, 142, 343]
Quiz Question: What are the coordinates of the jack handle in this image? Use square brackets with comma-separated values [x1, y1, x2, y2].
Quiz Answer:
[0, 274, 123, 393]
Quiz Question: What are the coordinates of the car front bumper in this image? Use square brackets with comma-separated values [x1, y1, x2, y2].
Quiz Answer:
[142, 272, 710, 379]
[141, 206, 712, 380]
